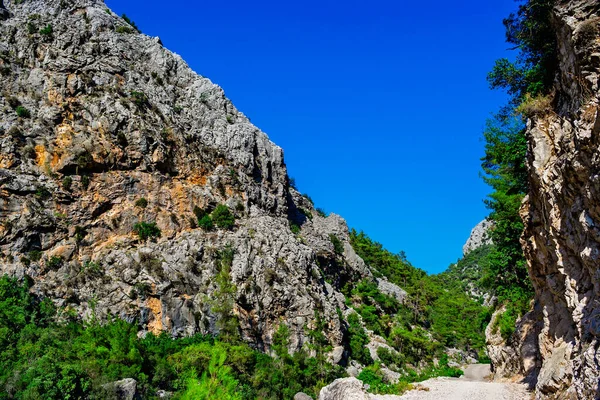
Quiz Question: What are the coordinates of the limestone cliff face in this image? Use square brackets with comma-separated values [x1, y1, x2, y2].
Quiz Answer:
[520, 0, 600, 398]
[0, 0, 372, 354]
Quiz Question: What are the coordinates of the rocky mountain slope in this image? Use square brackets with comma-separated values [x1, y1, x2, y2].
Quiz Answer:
[0, 0, 380, 355]
[505, 0, 600, 398]
[0, 0, 499, 398]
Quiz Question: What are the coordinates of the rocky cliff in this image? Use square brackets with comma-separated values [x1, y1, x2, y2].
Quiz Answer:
[519, 0, 600, 398]
[0, 0, 375, 355]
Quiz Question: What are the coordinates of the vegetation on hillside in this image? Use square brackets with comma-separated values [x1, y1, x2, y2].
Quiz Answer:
[349, 230, 491, 360]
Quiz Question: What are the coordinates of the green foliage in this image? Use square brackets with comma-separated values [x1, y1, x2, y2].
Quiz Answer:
[80, 175, 90, 190]
[376, 347, 403, 368]
[39, 24, 53, 36]
[316, 208, 328, 217]
[27, 21, 37, 34]
[211, 205, 235, 230]
[480, 117, 532, 302]
[487, 0, 557, 108]
[116, 25, 133, 34]
[134, 198, 148, 209]
[289, 222, 300, 235]
[15, 106, 30, 118]
[121, 14, 140, 32]
[347, 313, 372, 365]
[133, 221, 161, 241]
[356, 364, 411, 395]
[0, 275, 346, 399]
[198, 215, 214, 231]
[130, 91, 149, 108]
[28, 250, 43, 262]
[62, 176, 73, 191]
[329, 234, 344, 256]
[349, 230, 491, 358]
[180, 344, 242, 400]
[46, 256, 63, 270]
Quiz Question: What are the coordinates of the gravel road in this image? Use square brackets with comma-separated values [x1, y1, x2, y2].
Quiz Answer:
[373, 364, 532, 400]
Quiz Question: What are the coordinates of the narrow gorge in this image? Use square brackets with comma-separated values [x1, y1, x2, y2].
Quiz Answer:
[0, 0, 599, 399]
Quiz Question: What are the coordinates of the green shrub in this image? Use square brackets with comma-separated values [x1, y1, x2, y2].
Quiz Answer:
[62, 176, 73, 191]
[121, 14, 140, 32]
[329, 234, 344, 255]
[376, 346, 403, 368]
[516, 93, 553, 117]
[316, 208, 328, 217]
[39, 24, 53, 36]
[28, 250, 43, 262]
[134, 198, 148, 209]
[198, 215, 214, 231]
[347, 313, 372, 365]
[15, 106, 30, 118]
[82, 261, 102, 275]
[46, 256, 63, 270]
[290, 222, 300, 235]
[211, 205, 235, 230]
[27, 21, 37, 34]
[130, 91, 149, 108]
[133, 221, 161, 241]
[80, 175, 90, 190]
[35, 187, 51, 199]
[116, 25, 133, 34]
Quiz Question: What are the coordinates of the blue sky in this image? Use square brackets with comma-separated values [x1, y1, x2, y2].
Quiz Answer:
[106, 0, 517, 274]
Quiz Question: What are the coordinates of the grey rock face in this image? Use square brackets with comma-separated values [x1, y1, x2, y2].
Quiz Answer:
[485, 305, 541, 386]
[376, 278, 407, 304]
[318, 377, 370, 400]
[101, 378, 139, 400]
[462, 219, 493, 256]
[294, 392, 314, 400]
[517, 1, 600, 398]
[0, 0, 373, 354]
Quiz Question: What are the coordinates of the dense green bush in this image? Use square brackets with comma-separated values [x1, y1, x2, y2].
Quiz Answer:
[133, 221, 161, 241]
[15, 106, 30, 118]
[39, 24, 53, 36]
[135, 198, 148, 209]
[198, 215, 214, 231]
[211, 205, 235, 230]
[347, 313, 372, 365]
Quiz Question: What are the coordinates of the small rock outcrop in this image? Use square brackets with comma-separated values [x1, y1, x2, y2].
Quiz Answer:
[101, 378, 140, 400]
[462, 219, 493, 256]
[318, 377, 370, 400]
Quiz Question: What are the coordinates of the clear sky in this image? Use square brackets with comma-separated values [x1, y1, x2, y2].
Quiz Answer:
[106, 0, 517, 274]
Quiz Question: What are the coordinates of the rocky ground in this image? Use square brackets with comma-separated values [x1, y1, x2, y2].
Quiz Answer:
[317, 365, 532, 400]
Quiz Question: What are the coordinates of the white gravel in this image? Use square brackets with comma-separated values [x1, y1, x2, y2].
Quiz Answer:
[372, 365, 532, 400]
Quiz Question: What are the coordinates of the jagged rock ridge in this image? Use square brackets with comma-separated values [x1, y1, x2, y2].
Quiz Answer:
[0, 0, 373, 355]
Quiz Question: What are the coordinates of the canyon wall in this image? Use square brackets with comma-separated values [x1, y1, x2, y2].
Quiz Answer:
[520, 0, 600, 398]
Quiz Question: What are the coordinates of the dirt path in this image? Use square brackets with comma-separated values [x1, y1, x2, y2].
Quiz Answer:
[374, 364, 532, 400]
